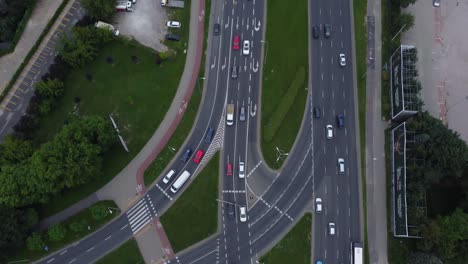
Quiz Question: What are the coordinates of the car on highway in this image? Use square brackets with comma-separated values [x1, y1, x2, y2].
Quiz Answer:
[313, 106, 321, 119]
[329, 222, 336, 235]
[313, 25, 320, 39]
[233, 35, 240, 50]
[180, 148, 192, 163]
[227, 203, 235, 218]
[205, 128, 215, 143]
[326, 125, 333, 139]
[167, 21, 181, 28]
[239, 161, 245, 178]
[242, 40, 250, 56]
[231, 64, 238, 79]
[193, 149, 204, 163]
[227, 163, 233, 176]
[336, 113, 344, 128]
[239, 106, 246, 121]
[315, 198, 322, 213]
[338, 158, 345, 174]
[162, 169, 176, 184]
[239, 206, 247, 222]
[213, 23, 220, 35]
[339, 53, 346, 67]
[324, 24, 331, 38]
[433, 0, 440, 7]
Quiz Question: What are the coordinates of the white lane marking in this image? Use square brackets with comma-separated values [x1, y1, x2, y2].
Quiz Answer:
[105, 235, 112, 241]
[47, 258, 55, 263]
[156, 184, 173, 200]
[60, 250, 67, 255]
[68, 259, 76, 264]
[86, 247, 94, 253]
[120, 224, 128, 230]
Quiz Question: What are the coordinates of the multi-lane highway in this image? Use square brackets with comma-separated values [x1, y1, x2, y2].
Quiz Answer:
[37, 0, 363, 263]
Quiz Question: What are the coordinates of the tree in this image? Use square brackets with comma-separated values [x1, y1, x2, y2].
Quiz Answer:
[398, 12, 415, 33]
[34, 78, 65, 115]
[69, 221, 86, 233]
[81, 0, 116, 21]
[0, 206, 27, 251]
[91, 204, 109, 220]
[26, 233, 45, 251]
[400, 0, 417, 8]
[48, 224, 66, 242]
[0, 135, 34, 166]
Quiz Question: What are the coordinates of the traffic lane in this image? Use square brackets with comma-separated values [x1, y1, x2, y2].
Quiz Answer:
[176, 234, 221, 264]
[37, 215, 131, 264]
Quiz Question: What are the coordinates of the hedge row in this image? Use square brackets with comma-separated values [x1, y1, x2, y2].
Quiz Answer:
[263, 67, 306, 142]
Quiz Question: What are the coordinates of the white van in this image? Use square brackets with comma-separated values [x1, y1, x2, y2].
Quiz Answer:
[170, 170, 191, 193]
[162, 169, 176, 184]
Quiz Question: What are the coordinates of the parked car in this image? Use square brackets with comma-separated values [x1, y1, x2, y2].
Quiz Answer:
[242, 40, 250, 56]
[193, 149, 204, 163]
[313, 25, 320, 39]
[324, 24, 331, 38]
[167, 21, 181, 28]
[233, 35, 240, 50]
[165, 34, 180, 41]
[213, 23, 220, 35]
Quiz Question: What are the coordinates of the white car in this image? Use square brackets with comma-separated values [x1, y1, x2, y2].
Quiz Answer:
[337, 158, 345, 174]
[239, 161, 245, 178]
[339, 53, 346, 67]
[239, 206, 247, 222]
[326, 125, 333, 139]
[167, 21, 181, 28]
[315, 198, 322, 213]
[433, 0, 440, 7]
[329, 222, 336, 235]
[242, 40, 250, 56]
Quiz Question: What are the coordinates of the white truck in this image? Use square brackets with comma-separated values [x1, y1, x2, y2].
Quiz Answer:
[226, 104, 234, 126]
[95, 21, 120, 36]
[116, 1, 133, 12]
[161, 0, 185, 8]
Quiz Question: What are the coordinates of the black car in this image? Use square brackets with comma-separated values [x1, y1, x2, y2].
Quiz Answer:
[213, 23, 220, 35]
[165, 34, 180, 41]
[324, 24, 331, 38]
[205, 128, 215, 144]
[231, 65, 238, 79]
[336, 114, 344, 128]
[313, 106, 321, 119]
[180, 148, 192, 163]
[313, 25, 320, 39]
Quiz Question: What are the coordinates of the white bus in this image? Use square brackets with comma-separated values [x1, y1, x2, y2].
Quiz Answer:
[170, 170, 191, 193]
[351, 242, 363, 264]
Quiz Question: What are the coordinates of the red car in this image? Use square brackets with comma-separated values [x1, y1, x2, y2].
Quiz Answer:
[233, 35, 240, 50]
[226, 163, 233, 176]
[193, 149, 204, 163]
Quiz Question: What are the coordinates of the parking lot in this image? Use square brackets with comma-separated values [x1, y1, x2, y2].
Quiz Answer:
[115, 0, 169, 51]
[401, 0, 468, 142]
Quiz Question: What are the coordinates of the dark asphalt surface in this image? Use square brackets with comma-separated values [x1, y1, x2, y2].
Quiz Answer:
[0, 0, 86, 141]
[36, 0, 363, 263]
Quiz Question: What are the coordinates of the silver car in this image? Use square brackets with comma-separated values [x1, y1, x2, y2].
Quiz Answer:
[239, 106, 246, 121]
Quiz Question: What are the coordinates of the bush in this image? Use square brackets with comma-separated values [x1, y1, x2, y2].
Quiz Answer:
[48, 224, 66, 242]
[91, 204, 109, 220]
[26, 233, 45, 251]
[263, 67, 306, 142]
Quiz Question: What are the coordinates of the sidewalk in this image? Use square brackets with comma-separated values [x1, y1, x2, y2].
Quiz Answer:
[0, 0, 64, 92]
[365, 0, 389, 263]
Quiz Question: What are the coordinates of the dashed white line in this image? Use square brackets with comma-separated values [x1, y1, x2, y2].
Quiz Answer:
[68, 259, 76, 264]
[60, 250, 67, 255]
[86, 247, 94, 252]
[105, 235, 112, 241]
[120, 224, 128, 230]
[47, 258, 55, 263]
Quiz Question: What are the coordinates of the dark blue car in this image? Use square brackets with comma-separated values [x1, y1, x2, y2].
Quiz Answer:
[205, 128, 215, 144]
[180, 148, 192, 163]
[336, 114, 344, 128]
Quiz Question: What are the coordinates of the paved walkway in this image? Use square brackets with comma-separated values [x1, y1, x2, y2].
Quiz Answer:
[365, 0, 389, 263]
[0, 0, 64, 90]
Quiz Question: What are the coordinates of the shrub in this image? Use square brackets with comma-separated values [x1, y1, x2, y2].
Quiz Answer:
[26, 233, 45, 251]
[91, 204, 109, 220]
[48, 224, 66, 242]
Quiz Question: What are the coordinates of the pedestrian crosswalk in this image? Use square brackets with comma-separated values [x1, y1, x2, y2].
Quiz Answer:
[126, 195, 157, 234]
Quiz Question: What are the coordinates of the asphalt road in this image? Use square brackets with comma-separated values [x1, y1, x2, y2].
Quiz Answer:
[36, 0, 363, 263]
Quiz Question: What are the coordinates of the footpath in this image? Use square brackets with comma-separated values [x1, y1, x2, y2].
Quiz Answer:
[365, 0, 389, 263]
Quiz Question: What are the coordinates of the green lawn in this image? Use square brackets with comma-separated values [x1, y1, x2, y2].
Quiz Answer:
[260, 213, 312, 264]
[160, 152, 219, 252]
[96, 239, 144, 264]
[352, 0, 369, 262]
[34, 1, 195, 218]
[144, 0, 210, 186]
[7, 201, 118, 262]
[260, 0, 309, 170]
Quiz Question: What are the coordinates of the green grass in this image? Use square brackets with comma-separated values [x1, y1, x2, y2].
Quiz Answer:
[7, 201, 118, 263]
[160, 152, 219, 252]
[143, 0, 211, 186]
[260, 0, 309, 170]
[260, 213, 312, 264]
[352, 0, 369, 262]
[96, 239, 144, 264]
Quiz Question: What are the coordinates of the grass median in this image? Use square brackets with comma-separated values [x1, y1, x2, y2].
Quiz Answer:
[7, 200, 118, 262]
[260, 0, 309, 170]
[260, 213, 312, 264]
[161, 152, 219, 253]
[143, 0, 211, 186]
[96, 239, 144, 264]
